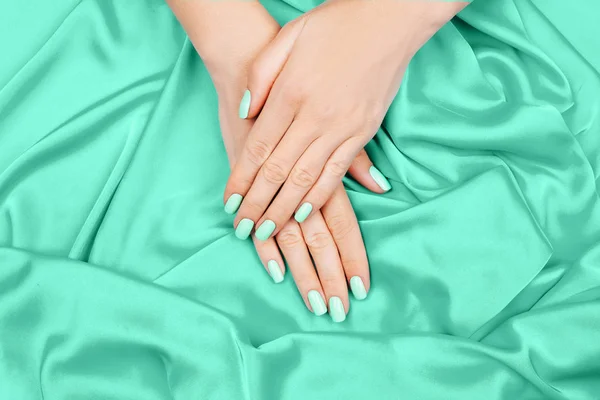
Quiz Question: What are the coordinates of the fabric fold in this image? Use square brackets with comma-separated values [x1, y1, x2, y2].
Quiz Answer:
[1, 0, 599, 399]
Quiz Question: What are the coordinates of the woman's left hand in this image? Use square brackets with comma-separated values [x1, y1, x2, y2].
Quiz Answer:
[224, 0, 467, 241]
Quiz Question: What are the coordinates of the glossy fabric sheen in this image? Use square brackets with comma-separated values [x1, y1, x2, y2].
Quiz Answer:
[1, 0, 599, 399]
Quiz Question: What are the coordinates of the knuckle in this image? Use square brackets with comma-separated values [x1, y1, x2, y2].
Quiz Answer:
[326, 214, 355, 241]
[291, 167, 317, 189]
[317, 103, 336, 121]
[305, 232, 333, 251]
[364, 101, 386, 125]
[262, 160, 288, 185]
[277, 228, 303, 247]
[325, 159, 349, 179]
[246, 140, 271, 166]
[281, 82, 305, 105]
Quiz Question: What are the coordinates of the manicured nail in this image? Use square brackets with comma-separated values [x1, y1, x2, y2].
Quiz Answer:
[267, 260, 284, 283]
[308, 290, 327, 316]
[255, 220, 276, 241]
[369, 166, 392, 192]
[238, 89, 251, 119]
[350, 276, 367, 300]
[294, 202, 313, 223]
[235, 218, 254, 240]
[224, 194, 243, 215]
[328, 297, 346, 322]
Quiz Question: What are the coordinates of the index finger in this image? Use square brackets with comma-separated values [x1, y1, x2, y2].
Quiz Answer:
[223, 88, 295, 215]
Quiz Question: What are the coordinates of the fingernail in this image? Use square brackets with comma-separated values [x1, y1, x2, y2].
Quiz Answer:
[294, 202, 313, 223]
[224, 194, 243, 215]
[255, 220, 276, 241]
[369, 166, 392, 192]
[267, 260, 284, 283]
[328, 296, 346, 323]
[308, 290, 327, 316]
[238, 89, 251, 119]
[235, 218, 254, 240]
[350, 276, 367, 300]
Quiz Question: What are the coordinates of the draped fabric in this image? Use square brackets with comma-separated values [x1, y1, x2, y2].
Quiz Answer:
[1, 0, 599, 398]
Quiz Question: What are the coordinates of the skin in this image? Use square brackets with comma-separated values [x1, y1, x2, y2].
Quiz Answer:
[225, 0, 469, 240]
[166, 0, 377, 317]
[226, 107, 370, 318]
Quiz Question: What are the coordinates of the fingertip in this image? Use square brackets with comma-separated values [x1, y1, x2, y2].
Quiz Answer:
[235, 218, 254, 240]
[347, 163, 386, 194]
[224, 193, 243, 215]
[358, 174, 387, 194]
[328, 296, 347, 323]
[349, 276, 368, 301]
[347, 149, 392, 194]
[294, 202, 313, 223]
[307, 290, 327, 316]
[368, 166, 392, 193]
[267, 259, 285, 284]
[255, 219, 276, 241]
[238, 89, 251, 119]
[252, 237, 286, 284]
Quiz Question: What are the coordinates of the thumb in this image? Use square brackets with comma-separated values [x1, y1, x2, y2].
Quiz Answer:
[238, 18, 306, 119]
[347, 150, 392, 194]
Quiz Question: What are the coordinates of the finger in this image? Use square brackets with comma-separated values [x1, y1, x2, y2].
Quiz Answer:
[224, 19, 309, 219]
[240, 18, 306, 120]
[252, 236, 286, 284]
[347, 149, 392, 194]
[293, 136, 364, 224]
[223, 90, 295, 224]
[322, 185, 370, 300]
[234, 121, 318, 239]
[300, 212, 349, 323]
[276, 221, 328, 317]
[252, 134, 342, 241]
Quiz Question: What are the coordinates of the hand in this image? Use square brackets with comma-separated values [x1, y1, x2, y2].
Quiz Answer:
[168, 0, 375, 321]
[220, 79, 371, 323]
[224, 0, 466, 241]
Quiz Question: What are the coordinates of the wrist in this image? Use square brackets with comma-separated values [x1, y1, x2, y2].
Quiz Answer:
[366, 0, 469, 57]
[167, 0, 279, 91]
[189, 11, 280, 90]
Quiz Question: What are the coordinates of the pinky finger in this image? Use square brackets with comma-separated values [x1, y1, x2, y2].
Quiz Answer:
[347, 149, 392, 194]
[252, 236, 286, 284]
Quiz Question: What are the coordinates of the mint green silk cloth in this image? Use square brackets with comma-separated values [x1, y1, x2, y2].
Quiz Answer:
[1, 0, 599, 399]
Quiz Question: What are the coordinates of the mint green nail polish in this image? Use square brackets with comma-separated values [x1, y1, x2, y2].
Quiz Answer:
[350, 276, 367, 300]
[308, 290, 327, 316]
[369, 166, 392, 192]
[224, 194, 243, 215]
[267, 260, 284, 283]
[328, 297, 346, 323]
[255, 220, 276, 241]
[238, 89, 251, 119]
[294, 202, 313, 223]
[235, 218, 254, 240]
